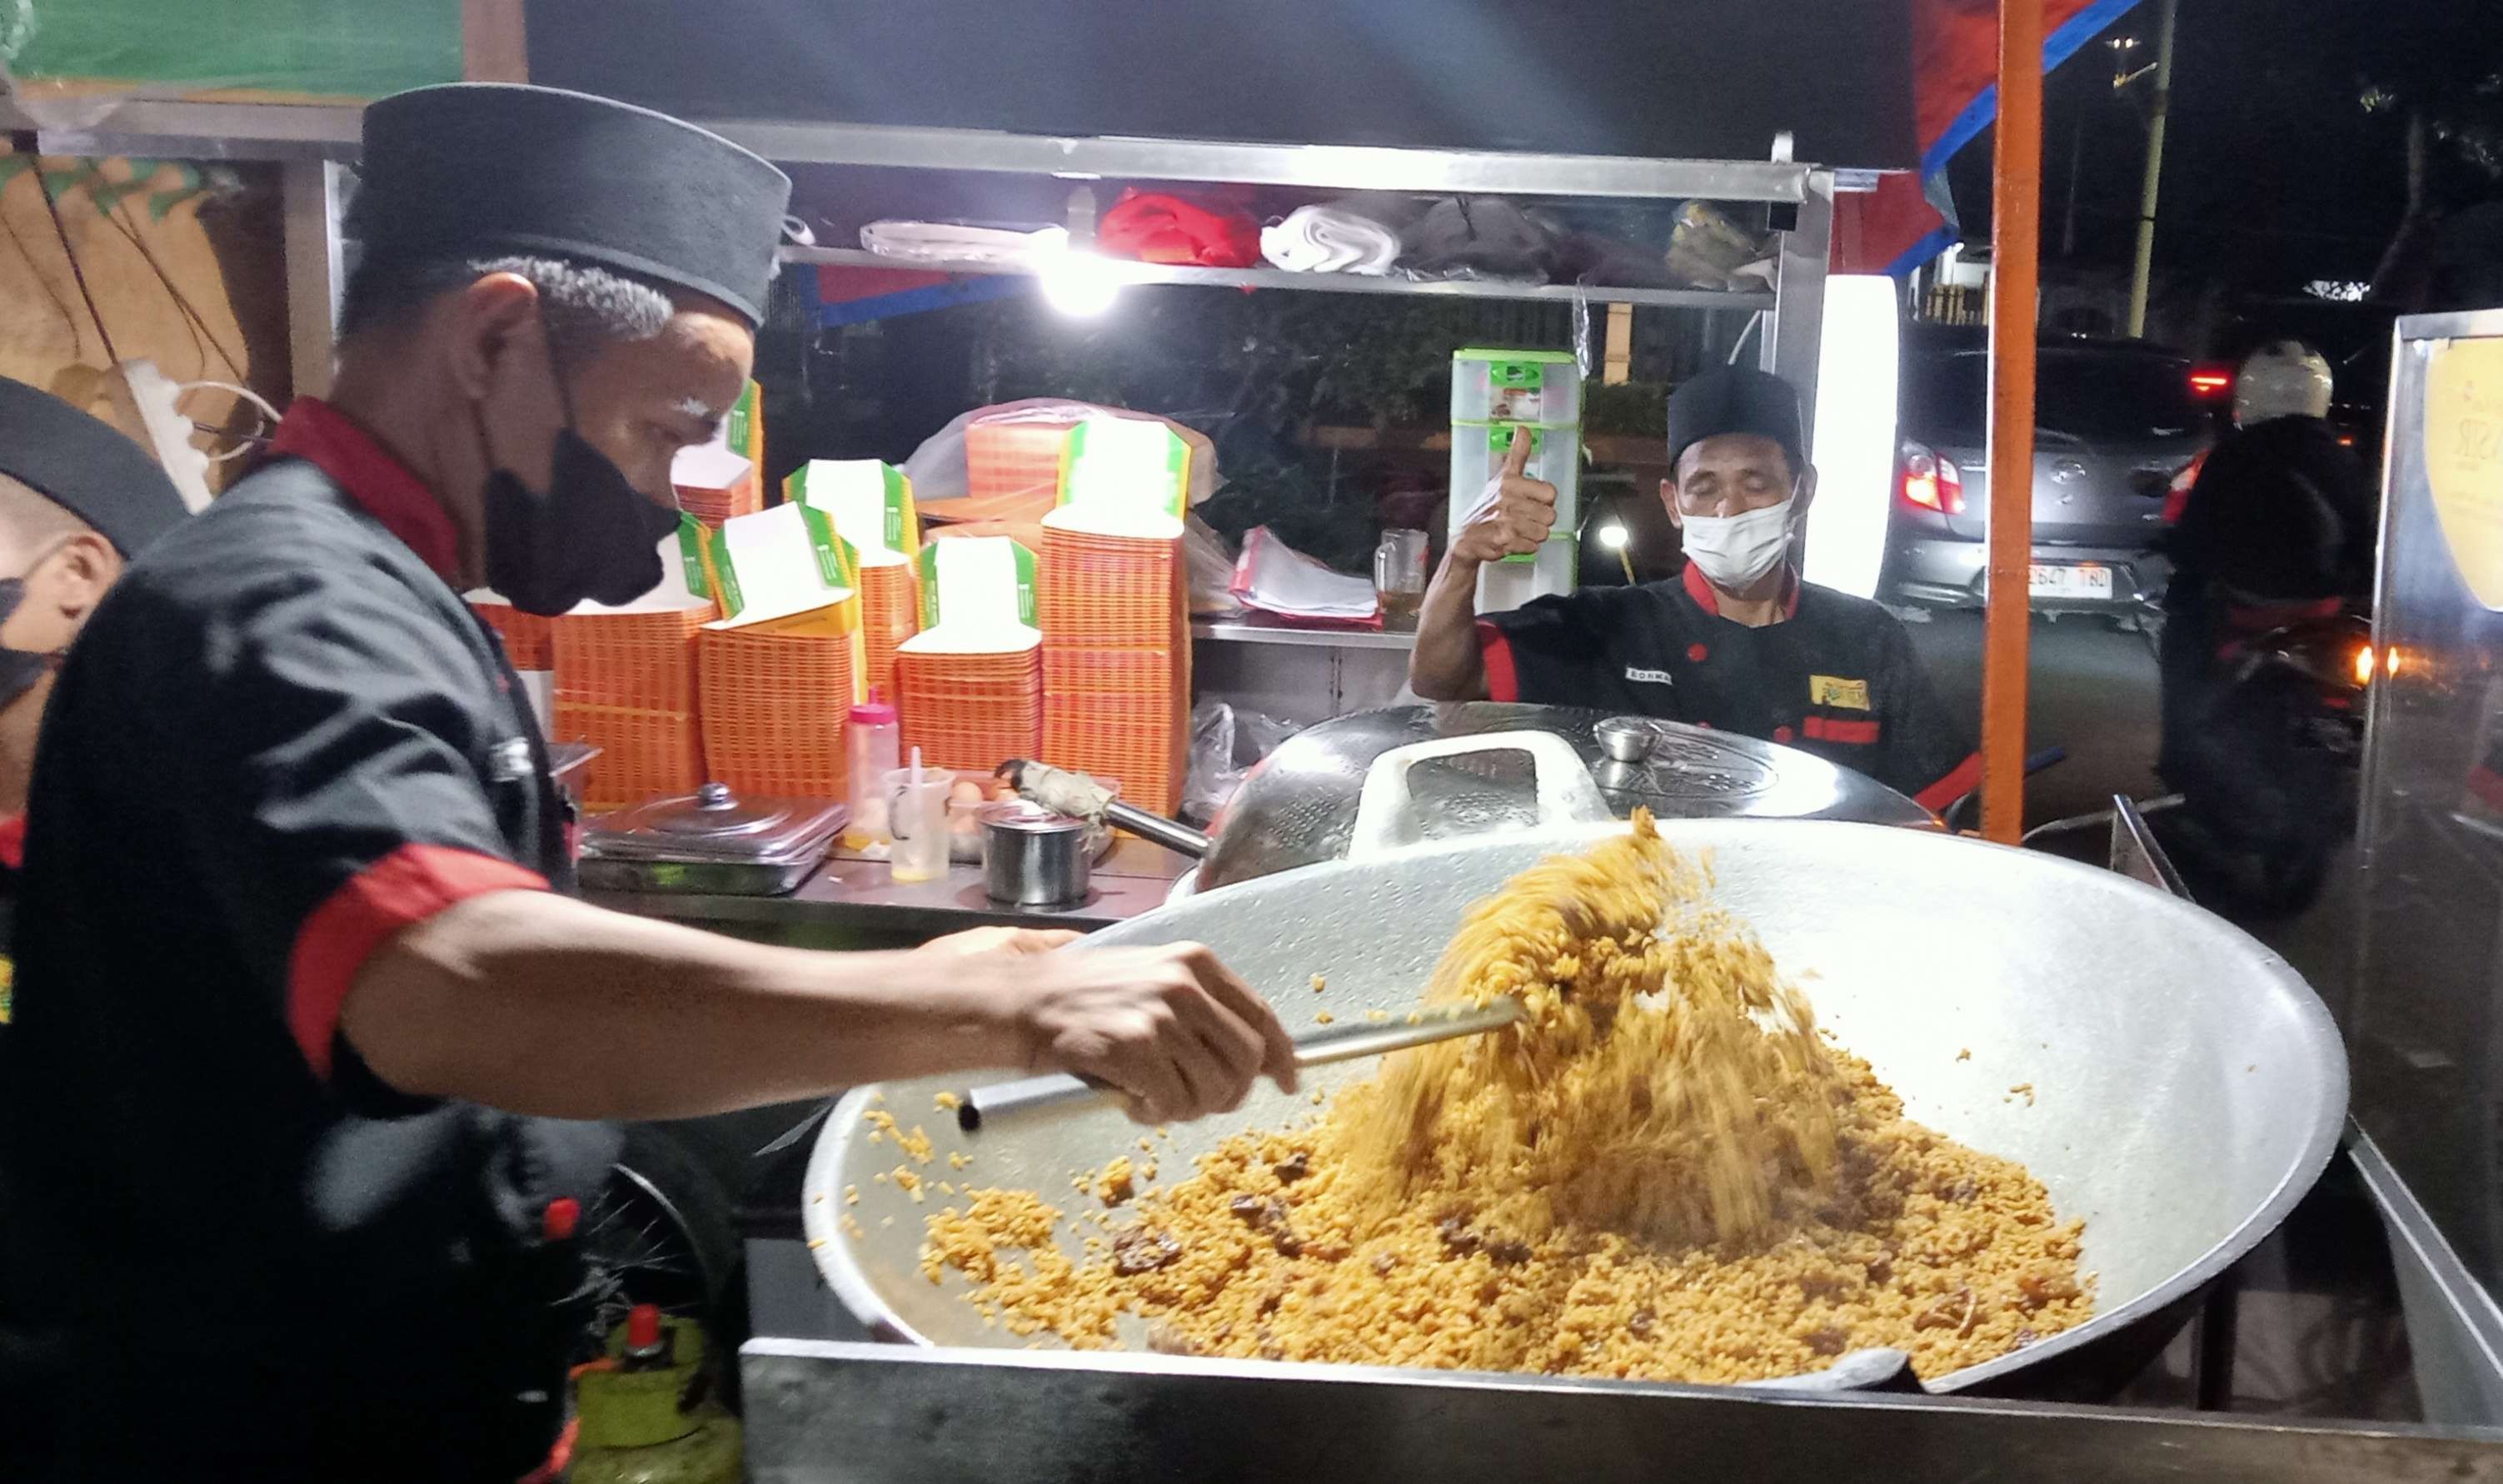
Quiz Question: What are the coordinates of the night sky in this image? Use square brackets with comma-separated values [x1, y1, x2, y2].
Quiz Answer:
[1946, 0, 2501, 294]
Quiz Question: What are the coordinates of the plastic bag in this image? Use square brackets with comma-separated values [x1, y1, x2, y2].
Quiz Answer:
[901, 398, 1221, 528]
[1184, 515, 1244, 617]
[1184, 701, 1300, 824]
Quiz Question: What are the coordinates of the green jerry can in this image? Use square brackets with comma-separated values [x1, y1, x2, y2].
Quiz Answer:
[569, 1304, 742, 1484]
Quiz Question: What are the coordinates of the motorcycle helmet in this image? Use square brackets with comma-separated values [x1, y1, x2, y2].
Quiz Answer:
[2231, 339, 2334, 426]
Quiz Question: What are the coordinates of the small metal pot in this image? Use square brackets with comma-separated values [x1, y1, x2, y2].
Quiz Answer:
[980, 803, 1091, 908]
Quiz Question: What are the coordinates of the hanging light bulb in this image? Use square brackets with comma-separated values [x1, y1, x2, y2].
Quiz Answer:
[1035, 229, 1119, 318]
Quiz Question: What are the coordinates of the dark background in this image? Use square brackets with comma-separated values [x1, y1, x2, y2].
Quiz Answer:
[1950, 0, 2503, 295]
[529, 0, 1917, 169]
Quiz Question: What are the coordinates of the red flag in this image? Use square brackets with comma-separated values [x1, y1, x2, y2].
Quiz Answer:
[1835, 0, 2145, 275]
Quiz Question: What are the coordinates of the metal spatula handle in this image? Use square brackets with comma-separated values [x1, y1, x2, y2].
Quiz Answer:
[954, 996, 1523, 1132]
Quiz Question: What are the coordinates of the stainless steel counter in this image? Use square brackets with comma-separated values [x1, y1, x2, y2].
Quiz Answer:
[740, 1340, 2503, 1484]
[585, 836, 1193, 939]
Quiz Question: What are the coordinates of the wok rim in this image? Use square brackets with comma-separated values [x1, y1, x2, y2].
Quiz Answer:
[804, 819, 2350, 1393]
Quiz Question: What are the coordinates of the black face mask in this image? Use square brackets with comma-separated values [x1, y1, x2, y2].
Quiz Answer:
[0, 578, 66, 713]
[473, 333, 688, 619]
[481, 426, 685, 617]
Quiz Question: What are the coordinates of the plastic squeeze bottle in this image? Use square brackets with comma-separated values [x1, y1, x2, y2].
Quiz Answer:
[845, 688, 901, 849]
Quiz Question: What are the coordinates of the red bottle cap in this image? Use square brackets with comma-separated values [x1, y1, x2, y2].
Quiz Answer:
[541, 1198, 581, 1242]
[849, 685, 897, 726]
[626, 1302, 664, 1352]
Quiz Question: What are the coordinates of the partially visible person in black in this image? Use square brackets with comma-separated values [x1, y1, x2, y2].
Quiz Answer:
[0, 378, 192, 965]
[2156, 340, 2377, 916]
[1410, 366, 1981, 814]
[0, 85, 1293, 1482]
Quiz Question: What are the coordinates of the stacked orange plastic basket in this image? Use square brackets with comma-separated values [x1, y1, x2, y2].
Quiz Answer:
[964, 415, 1073, 510]
[470, 599, 554, 671]
[551, 607, 712, 811]
[675, 476, 761, 529]
[895, 645, 1041, 776]
[696, 619, 856, 799]
[672, 380, 768, 528]
[855, 561, 920, 703]
[1038, 526, 1188, 814]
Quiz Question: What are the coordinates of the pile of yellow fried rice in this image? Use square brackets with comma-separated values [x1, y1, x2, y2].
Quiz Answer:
[919, 812, 2088, 1382]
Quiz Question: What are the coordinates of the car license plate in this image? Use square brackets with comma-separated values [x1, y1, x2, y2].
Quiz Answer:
[2029, 563, 2112, 600]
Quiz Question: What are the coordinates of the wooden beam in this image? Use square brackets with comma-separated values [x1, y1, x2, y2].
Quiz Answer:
[1980, 0, 2043, 844]
[463, 0, 531, 83]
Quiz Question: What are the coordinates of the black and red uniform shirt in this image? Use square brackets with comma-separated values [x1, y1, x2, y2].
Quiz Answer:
[0, 399, 615, 1480]
[1480, 563, 1982, 813]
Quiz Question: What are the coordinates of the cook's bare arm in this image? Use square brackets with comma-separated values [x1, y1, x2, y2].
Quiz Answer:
[341, 894, 1295, 1123]
[1409, 546, 1491, 700]
[1409, 426, 1554, 700]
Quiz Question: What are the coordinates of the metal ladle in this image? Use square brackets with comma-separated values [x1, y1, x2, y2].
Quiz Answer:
[994, 758, 1210, 860]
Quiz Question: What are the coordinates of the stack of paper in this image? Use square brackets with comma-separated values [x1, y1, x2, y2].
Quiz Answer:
[1229, 525, 1379, 622]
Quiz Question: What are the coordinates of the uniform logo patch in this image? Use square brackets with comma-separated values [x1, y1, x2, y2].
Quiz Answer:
[1624, 666, 1675, 686]
[1808, 675, 1871, 710]
[491, 736, 536, 783]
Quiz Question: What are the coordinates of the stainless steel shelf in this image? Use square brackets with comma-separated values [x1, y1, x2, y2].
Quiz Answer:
[0, 98, 1814, 205]
[787, 246, 1772, 310]
[727, 120, 1815, 201]
[1192, 620, 1417, 651]
[0, 97, 361, 161]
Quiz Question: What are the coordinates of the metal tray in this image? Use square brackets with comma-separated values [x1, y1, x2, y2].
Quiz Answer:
[575, 853, 823, 897]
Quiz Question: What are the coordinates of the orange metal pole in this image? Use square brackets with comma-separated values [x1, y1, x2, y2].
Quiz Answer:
[1981, 0, 2045, 843]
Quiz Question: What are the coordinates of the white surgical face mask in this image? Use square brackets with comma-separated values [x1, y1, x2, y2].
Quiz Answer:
[1679, 494, 1797, 592]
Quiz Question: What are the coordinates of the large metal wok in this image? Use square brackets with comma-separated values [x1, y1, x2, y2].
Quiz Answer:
[805, 814, 2347, 1397]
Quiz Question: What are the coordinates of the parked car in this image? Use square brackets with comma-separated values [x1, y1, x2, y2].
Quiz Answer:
[1881, 330, 2215, 615]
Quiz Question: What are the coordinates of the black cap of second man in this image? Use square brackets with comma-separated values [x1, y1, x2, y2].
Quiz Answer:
[0, 376, 192, 558]
[1665, 366, 1806, 475]
[350, 83, 794, 327]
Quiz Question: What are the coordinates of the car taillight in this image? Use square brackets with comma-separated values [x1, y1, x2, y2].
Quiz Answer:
[1899, 442, 1966, 515]
[2189, 366, 2234, 401]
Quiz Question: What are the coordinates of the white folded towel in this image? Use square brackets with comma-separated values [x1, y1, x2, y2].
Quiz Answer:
[1260, 206, 1402, 276]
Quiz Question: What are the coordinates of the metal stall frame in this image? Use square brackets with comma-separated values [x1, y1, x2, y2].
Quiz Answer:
[760, 117, 1839, 705]
[0, 95, 1839, 717]
[2348, 306, 2503, 1428]
[0, 97, 1837, 401]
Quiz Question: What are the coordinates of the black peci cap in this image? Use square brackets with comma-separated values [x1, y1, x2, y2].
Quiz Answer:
[1665, 366, 1806, 475]
[350, 83, 793, 326]
[0, 376, 191, 557]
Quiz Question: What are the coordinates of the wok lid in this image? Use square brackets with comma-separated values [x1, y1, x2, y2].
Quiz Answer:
[583, 783, 848, 864]
[1196, 704, 1935, 893]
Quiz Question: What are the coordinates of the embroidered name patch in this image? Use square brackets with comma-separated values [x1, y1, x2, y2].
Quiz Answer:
[1808, 675, 1871, 710]
[1625, 666, 1675, 685]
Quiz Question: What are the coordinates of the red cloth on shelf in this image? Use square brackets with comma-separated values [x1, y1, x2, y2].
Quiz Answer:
[1096, 189, 1263, 268]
